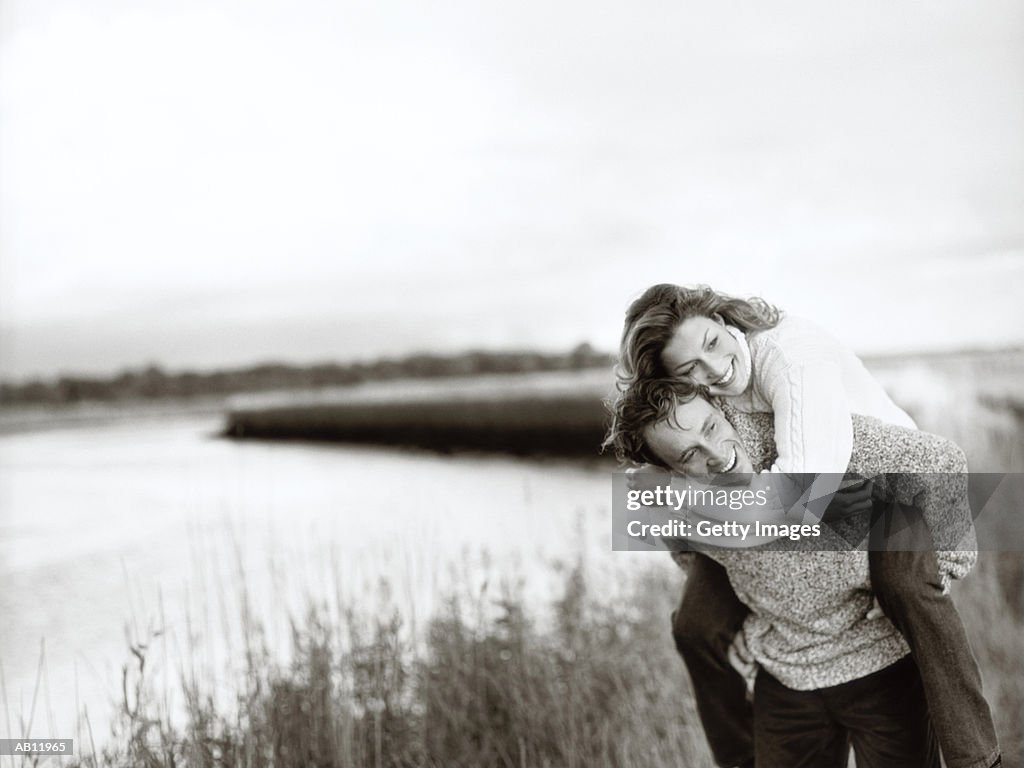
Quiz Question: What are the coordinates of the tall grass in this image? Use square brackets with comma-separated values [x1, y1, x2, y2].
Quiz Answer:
[65, 556, 1024, 768]
[954, 554, 1024, 767]
[73, 561, 712, 768]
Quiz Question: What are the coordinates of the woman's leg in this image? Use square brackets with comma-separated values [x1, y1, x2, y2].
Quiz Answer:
[870, 542, 1000, 768]
[671, 553, 754, 768]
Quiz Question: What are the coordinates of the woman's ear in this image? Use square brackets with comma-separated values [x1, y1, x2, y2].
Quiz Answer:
[711, 312, 726, 326]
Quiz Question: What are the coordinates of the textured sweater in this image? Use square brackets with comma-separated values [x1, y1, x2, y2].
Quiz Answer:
[690, 406, 976, 691]
[727, 316, 917, 475]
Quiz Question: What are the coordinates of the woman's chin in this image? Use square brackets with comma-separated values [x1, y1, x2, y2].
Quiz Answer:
[711, 381, 745, 398]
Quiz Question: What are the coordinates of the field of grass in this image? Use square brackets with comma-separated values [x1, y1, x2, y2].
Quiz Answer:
[61, 551, 1022, 768]
[865, 348, 1024, 473]
[66, 560, 709, 768]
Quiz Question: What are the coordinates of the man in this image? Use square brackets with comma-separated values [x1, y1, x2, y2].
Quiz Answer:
[606, 382, 999, 768]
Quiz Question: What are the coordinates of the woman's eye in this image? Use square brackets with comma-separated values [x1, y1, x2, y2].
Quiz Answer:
[708, 337, 717, 350]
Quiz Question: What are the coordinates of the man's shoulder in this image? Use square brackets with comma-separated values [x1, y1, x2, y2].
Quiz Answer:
[719, 401, 777, 471]
[849, 415, 966, 473]
[721, 401, 968, 475]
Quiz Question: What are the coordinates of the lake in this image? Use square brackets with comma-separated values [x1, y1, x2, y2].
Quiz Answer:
[0, 411, 652, 746]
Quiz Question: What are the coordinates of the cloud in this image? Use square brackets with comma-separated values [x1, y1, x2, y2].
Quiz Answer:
[1, 0, 1022, 376]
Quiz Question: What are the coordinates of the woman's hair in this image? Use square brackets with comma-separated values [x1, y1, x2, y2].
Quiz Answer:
[602, 378, 701, 466]
[615, 284, 781, 391]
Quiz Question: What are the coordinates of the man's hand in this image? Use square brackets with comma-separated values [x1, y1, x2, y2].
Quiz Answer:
[727, 631, 758, 700]
[822, 476, 874, 522]
[866, 596, 885, 620]
[626, 464, 672, 495]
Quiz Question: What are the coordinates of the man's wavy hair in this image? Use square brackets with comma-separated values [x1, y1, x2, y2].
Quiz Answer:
[616, 284, 781, 392]
[603, 378, 706, 467]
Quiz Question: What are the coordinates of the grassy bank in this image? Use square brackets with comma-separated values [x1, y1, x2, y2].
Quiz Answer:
[224, 395, 610, 458]
[73, 562, 711, 768]
[68, 555, 1022, 768]
[223, 371, 615, 457]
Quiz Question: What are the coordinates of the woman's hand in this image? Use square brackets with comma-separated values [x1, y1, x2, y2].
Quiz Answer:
[822, 476, 874, 522]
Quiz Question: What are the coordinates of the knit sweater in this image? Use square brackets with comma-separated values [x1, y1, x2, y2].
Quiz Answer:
[690, 406, 976, 691]
[727, 316, 917, 475]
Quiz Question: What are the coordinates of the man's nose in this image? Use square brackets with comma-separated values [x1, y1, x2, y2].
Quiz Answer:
[704, 440, 729, 470]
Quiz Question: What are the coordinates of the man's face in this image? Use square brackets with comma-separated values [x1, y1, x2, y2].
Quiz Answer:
[643, 396, 754, 481]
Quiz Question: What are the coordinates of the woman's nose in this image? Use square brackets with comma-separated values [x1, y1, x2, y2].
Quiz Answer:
[692, 359, 719, 385]
[697, 360, 720, 384]
[706, 362, 728, 385]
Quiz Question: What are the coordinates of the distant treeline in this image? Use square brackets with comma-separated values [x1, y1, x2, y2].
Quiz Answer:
[0, 344, 614, 405]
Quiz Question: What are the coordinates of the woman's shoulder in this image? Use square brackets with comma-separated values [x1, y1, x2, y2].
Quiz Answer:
[751, 315, 839, 347]
[747, 315, 845, 373]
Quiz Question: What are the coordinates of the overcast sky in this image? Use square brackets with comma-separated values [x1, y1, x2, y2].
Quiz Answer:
[2, 0, 1022, 379]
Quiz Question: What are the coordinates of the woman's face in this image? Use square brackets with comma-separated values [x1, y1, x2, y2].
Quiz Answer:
[661, 314, 750, 396]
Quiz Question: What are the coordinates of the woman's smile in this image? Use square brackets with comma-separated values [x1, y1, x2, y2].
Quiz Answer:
[712, 360, 736, 389]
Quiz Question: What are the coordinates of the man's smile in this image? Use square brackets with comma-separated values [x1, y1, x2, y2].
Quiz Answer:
[722, 445, 738, 472]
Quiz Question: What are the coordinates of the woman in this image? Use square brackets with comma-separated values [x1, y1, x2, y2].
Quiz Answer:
[617, 283, 915, 475]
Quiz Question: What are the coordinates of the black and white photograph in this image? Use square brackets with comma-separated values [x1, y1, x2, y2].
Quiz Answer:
[1, 1, 1022, 766]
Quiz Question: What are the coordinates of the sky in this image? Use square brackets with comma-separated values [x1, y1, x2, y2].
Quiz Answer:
[1, 0, 1023, 379]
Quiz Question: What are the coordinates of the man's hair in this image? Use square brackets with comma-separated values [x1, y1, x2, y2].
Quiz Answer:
[602, 378, 707, 467]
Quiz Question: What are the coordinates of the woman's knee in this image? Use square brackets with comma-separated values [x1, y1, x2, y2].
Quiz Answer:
[672, 555, 748, 656]
[671, 593, 746, 658]
[671, 604, 712, 656]
[871, 551, 943, 614]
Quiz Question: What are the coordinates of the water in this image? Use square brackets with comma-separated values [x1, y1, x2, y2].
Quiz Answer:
[0, 411, 649, 747]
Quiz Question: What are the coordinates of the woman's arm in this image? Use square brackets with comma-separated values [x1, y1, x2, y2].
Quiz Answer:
[661, 475, 873, 549]
[762, 360, 854, 475]
[755, 357, 855, 523]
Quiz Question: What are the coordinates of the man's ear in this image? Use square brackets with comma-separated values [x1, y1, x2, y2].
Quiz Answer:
[711, 312, 726, 326]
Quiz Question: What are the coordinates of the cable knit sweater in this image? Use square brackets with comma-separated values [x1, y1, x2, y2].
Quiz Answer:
[727, 316, 917, 475]
[685, 405, 977, 691]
